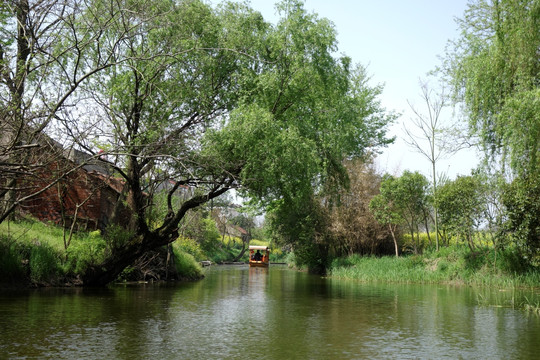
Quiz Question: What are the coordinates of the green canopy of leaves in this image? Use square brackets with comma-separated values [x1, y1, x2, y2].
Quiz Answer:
[445, 0, 540, 177]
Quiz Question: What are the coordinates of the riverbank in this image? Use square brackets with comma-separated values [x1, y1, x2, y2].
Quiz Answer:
[328, 246, 540, 314]
[329, 245, 540, 289]
[0, 218, 204, 287]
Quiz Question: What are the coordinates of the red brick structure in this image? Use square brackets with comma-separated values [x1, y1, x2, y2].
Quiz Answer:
[19, 155, 130, 231]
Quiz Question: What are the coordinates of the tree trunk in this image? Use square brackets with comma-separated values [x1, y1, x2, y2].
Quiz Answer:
[232, 239, 248, 262]
[81, 231, 172, 286]
[388, 224, 399, 257]
[81, 183, 231, 286]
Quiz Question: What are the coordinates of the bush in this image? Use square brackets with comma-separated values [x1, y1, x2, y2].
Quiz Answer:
[103, 224, 134, 253]
[496, 247, 530, 274]
[200, 218, 221, 253]
[174, 237, 205, 261]
[29, 244, 61, 284]
[64, 235, 107, 275]
[173, 250, 203, 280]
[0, 235, 25, 283]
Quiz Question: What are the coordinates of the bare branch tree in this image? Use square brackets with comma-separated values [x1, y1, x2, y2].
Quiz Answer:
[403, 79, 470, 251]
[0, 0, 149, 223]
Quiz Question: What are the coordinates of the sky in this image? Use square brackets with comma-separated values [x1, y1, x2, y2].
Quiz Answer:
[240, 0, 480, 179]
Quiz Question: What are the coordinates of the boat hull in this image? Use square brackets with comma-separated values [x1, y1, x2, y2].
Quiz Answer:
[249, 261, 269, 267]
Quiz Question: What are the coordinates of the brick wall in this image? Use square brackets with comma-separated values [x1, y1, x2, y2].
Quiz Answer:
[20, 161, 130, 231]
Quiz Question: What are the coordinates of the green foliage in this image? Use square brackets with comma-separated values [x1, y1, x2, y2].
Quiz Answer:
[443, 0, 540, 263]
[0, 219, 111, 283]
[4, 0, 393, 284]
[64, 235, 107, 276]
[0, 234, 25, 283]
[174, 237, 205, 261]
[0, 217, 67, 251]
[197, 0, 394, 274]
[446, 0, 540, 172]
[401, 232, 431, 253]
[330, 245, 539, 288]
[436, 175, 485, 247]
[370, 171, 430, 254]
[371, 171, 430, 226]
[200, 218, 221, 253]
[29, 243, 61, 284]
[267, 193, 332, 273]
[502, 176, 540, 263]
[249, 239, 268, 247]
[221, 235, 243, 248]
[103, 224, 134, 253]
[173, 250, 203, 280]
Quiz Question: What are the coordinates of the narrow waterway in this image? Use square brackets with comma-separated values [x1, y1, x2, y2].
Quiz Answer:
[1, 265, 539, 359]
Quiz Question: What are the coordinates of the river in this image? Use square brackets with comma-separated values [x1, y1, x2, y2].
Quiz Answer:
[1, 265, 540, 359]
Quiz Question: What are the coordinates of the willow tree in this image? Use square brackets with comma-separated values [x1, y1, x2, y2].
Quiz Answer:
[446, 0, 540, 172]
[205, 2, 394, 273]
[444, 0, 540, 258]
[43, 0, 394, 284]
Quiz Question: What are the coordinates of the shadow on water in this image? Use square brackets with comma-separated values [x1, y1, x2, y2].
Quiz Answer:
[1, 265, 540, 359]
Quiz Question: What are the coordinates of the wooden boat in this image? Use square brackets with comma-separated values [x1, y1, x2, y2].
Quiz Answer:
[248, 245, 270, 267]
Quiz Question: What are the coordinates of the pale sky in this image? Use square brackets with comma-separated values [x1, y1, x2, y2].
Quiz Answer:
[240, 0, 480, 179]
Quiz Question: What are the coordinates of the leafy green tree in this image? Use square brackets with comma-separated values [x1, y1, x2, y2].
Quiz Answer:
[44, 0, 393, 283]
[445, 0, 540, 174]
[369, 175, 404, 257]
[370, 171, 430, 255]
[267, 193, 332, 273]
[444, 0, 540, 258]
[436, 175, 485, 250]
[396, 171, 430, 253]
[63, 0, 268, 284]
[203, 2, 394, 273]
[502, 177, 540, 263]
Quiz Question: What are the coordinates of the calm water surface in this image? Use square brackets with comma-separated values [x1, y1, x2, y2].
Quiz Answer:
[1, 265, 540, 359]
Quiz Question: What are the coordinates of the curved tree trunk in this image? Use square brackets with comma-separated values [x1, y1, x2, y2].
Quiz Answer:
[232, 237, 249, 262]
[388, 224, 399, 257]
[81, 185, 231, 286]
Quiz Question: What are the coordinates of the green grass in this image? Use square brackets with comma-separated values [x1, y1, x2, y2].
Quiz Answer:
[173, 250, 203, 280]
[329, 245, 540, 289]
[0, 217, 86, 251]
[329, 245, 540, 313]
[0, 234, 27, 284]
[0, 217, 205, 286]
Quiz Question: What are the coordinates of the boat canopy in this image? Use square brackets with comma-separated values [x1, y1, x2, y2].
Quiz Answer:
[249, 245, 270, 251]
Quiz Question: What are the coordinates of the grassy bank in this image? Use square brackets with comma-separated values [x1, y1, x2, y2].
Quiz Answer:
[0, 217, 284, 287]
[329, 245, 540, 288]
[0, 218, 204, 287]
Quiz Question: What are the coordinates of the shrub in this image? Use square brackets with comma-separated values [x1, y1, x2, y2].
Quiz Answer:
[174, 237, 205, 261]
[173, 250, 203, 280]
[200, 218, 221, 253]
[64, 235, 107, 275]
[29, 244, 61, 284]
[103, 224, 134, 253]
[496, 247, 530, 274]
[0, 235, 25, 283]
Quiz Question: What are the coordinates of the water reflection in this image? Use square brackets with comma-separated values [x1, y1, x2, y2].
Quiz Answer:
[1, 266, 539, 359]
